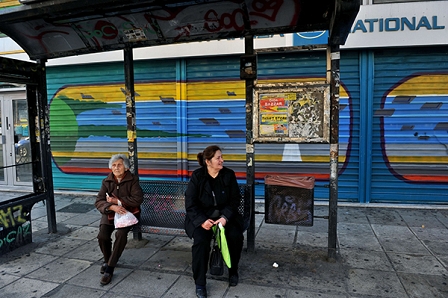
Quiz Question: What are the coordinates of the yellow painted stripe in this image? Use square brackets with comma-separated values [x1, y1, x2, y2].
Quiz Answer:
[389, 74, 448, 96]
[387, 156, 448, 164]
[186, 81, 245, 100]
[59, 83, 177, 103]
[57, 80, 349, 102]
[188, 153, 346, 163]
[53, 150, 446, 164]
[52, 151, 347, 163]
[52, 151, 178, 159]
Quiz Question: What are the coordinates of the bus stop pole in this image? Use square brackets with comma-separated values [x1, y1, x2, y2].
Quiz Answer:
[244, 36, 256, 252]
[327, 44, 340, 260]
[37, 59, 57, 234]
[123, 48, 141, 241]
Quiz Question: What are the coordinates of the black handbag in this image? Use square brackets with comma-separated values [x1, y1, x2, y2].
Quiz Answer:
[209, 232, 224, 276]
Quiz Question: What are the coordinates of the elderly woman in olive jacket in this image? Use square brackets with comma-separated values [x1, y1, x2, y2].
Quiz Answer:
[184, 145, 244, 298]
[95, 154, 143, 285]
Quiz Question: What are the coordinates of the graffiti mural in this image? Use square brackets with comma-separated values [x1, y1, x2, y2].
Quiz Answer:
[379, 74, 448, 183]
[48, 78, 351, 184]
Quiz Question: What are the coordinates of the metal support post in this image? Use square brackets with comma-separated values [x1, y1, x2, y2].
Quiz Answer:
[124, 48, 141, 240]
[327, 44, 340, 260]
[244, 36, 256, 252]
[37, 58, 57, 234]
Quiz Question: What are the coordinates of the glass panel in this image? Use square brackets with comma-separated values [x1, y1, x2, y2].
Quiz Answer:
[13, 99, 32, 183]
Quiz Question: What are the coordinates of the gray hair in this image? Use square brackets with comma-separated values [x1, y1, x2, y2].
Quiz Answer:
[108, 154, 130, 169]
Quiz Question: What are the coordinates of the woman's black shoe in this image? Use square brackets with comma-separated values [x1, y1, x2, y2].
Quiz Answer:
[196, 287, 207, 298]
[229, 273, 239, 286]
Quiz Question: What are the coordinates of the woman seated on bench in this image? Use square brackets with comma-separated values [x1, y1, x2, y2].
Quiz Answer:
[95, 154, 143, 286]
[184, 145, 244, 298]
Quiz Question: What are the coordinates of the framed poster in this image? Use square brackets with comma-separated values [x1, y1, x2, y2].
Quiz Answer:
[253, 83, 330, 143]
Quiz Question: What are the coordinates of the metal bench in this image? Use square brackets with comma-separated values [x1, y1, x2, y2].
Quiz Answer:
[135, 180, 251, 237]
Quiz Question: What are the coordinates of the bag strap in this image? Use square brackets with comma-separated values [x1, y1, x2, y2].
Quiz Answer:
[212, 225, 219, 243]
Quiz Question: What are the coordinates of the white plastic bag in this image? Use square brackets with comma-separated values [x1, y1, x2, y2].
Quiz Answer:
[114, 210, 138, 228]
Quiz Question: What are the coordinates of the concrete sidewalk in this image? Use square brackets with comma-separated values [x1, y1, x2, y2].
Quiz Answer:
[1, 192, 448, 297]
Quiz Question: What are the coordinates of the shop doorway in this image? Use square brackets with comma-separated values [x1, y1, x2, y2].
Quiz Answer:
[0, 89, 33, 189]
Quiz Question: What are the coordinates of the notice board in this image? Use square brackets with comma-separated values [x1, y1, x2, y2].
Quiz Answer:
[253, 84, 330, 143]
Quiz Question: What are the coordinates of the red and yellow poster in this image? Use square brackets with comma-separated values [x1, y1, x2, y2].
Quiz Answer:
[259, 93, 294, 136]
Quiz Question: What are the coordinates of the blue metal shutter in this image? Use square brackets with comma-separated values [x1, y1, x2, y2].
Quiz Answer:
[48, 62, 127, 190]
[371, 47, 448, 203]
[184, 56, 247, 179]
[133, 59, 178, 179]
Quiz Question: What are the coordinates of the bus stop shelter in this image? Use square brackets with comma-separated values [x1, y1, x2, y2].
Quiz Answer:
[0, 0, 360, 257]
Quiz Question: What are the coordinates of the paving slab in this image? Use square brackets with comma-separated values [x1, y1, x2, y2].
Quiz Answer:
[0, 272, 20, 288]
[26, 257, 92, 283]
[66, 264, 132, 290]
[65, 226, 99, 241]
[422, 239, 448, 256]
[41, 284, 106, 298]
[61, 213, 100, 226]
[286, 289, 348, 298]
[296, 231, 328, 248]
[255, 225, 297, 244]
[338, 223, 383, 251]
[340, 248, 395, 271]
[68, 239, 104, 262]
[411, 226, 448, 241]
[35, 237, 88, 256]
[371, 224, 416, 239]
[110, 270, 179, 297]
[387, 253, 446, 275]
[161, 236, 193, 251]
[141, 249, 191, 272]
[434, 210, 448, 228]
[347, 268, 407, 297]
[118, 245, 157, 267]
[228, 282, 287, 297]
[338, 207, 370, 224]
[397, 273, 448, 298]
[398, 209, 447, 229]
[379, 237, 429, 254]
[162, 275, 201, 298]
[365, 208, 408, 226]
[0, 252, 55, 276]
[0, 277, 59, 298]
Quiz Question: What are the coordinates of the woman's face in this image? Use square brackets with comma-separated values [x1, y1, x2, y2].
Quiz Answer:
[207, 150, 224, 172]
[111, 158, 127, 178]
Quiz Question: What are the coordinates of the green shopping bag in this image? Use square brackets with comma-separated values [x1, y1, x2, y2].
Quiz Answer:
[212, 223, 231, 268]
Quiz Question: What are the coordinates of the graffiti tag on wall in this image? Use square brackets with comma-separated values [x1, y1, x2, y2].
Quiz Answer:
[0, 204, 32, 254]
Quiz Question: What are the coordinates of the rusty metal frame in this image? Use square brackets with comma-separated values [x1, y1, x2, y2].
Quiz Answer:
[252, 83, 331, 144]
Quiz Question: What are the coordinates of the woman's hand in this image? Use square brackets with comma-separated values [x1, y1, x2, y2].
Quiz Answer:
[106, 193, 120, 205]
[213, 217, 227, 227]
[109, 204, 127, 215]
[201, 219, 215, 230]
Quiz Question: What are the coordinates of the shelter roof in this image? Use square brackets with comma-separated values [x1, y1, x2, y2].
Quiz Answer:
[0, 0, 359, 60]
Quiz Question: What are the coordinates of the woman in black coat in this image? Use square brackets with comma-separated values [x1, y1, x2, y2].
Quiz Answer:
[185, 145, 244, 298]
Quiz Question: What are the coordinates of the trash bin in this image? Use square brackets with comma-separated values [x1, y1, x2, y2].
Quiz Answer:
[265, 175, 314, 226]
